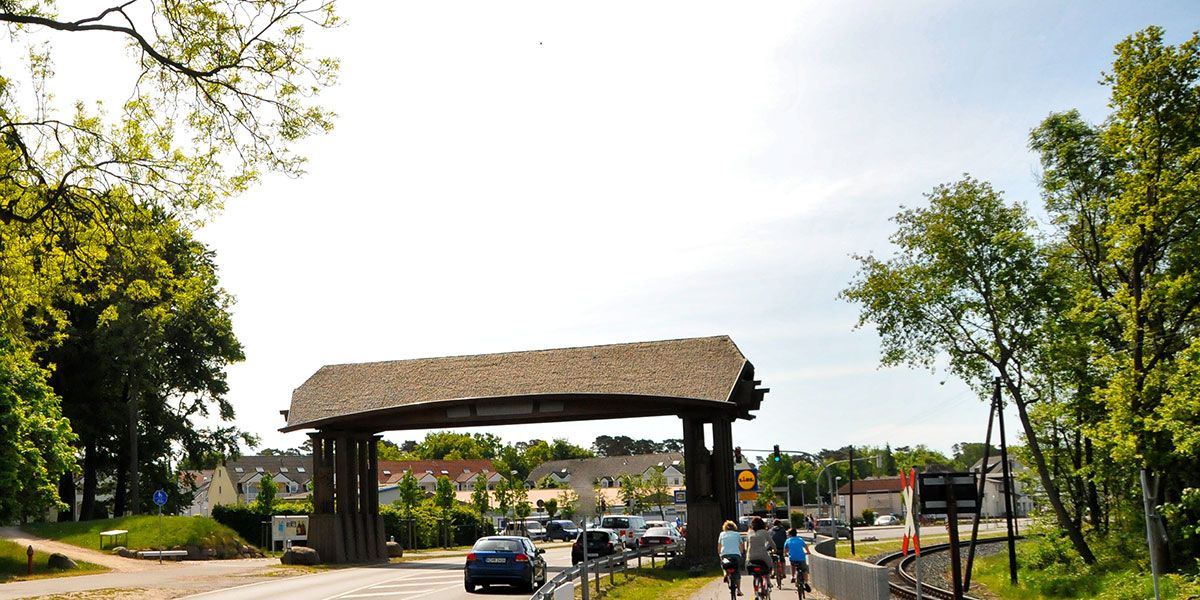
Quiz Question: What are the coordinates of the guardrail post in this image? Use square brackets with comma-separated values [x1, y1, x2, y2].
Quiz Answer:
[609, 556, 615, 584]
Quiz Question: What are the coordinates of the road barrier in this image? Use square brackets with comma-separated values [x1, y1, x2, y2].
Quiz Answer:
[527, 542, 671, 600]
[808, 535, 889, 600]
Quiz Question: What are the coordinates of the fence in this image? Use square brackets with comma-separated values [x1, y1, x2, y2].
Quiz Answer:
[527, 543, 674, 600]
[808, 536, 889, 600]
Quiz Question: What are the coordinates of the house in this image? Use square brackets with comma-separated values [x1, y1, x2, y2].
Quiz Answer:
[834, 476, 906, 520]
[969, 456, 1033, 518]
[526, 453, 685, 517]
[378, 460, 498, 492]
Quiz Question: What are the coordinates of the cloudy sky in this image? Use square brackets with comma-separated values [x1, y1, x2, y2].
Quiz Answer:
[165, 2, 1197, 459]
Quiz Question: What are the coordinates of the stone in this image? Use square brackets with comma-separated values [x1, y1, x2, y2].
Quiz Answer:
[47, 553, 77, 570]
[186, 545, 204, 560]
[115, 547, 137, 558]
[282, 546, 320, 566]
[386, 541, 403, 558]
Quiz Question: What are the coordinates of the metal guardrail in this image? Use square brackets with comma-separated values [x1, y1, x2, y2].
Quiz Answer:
[528, 542, 675, 600]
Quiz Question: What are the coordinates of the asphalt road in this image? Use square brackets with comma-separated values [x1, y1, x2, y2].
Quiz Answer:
[181, 545, 575, 600]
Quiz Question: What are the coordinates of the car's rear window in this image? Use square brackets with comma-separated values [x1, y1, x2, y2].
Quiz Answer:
[602, 517, 630, 529]
[643, 527, 674, 536]
[474, 539, 522, 552]
[583, 531, 612, 542]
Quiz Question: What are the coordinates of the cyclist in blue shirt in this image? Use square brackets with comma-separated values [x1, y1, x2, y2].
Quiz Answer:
[718, 520, 746, 596]
[783, 527, 811, 591]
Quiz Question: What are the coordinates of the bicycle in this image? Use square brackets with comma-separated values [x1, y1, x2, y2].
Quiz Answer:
[721, 556, 740, 600]
[792, 560, 810, 599]
[747, 560, 771, 600]
[773, 551, 785, 590]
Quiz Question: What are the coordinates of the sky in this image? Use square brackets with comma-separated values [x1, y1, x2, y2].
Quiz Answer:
[32, 2, 1200, 461]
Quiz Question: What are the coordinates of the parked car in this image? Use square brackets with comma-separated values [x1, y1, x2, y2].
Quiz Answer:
[464, 536, 547, 593]
[874, 514, 900, 526]
[545, 520, 579, 541]
[522, 520, 546, 541]
[571, 528, 624, 565]
[599, 514, 649, 548]
[815, 518, 852, 538]
[638, 526, 686, 556]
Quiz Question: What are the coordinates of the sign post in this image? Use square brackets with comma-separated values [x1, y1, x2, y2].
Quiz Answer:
[918, 473, 978, 600]
[735, 469, 759, 517]
[152, 489, 168, 564]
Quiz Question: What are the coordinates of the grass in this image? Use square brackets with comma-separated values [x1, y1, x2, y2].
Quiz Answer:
[0, 537, 107, 582]
[573, 565, 719, 600]
[22, 515, 251, 554]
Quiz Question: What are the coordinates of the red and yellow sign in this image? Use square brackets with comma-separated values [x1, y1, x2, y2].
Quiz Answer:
[736, 469, 758, 491]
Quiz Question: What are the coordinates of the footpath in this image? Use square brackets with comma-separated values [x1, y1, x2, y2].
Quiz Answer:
[688, 575, 828, 600]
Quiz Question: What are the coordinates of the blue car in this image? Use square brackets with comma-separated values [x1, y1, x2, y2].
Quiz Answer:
[464, 536, 547, 593]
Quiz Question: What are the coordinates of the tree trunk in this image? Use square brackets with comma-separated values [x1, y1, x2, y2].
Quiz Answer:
[113, 453, 127, 518]
[57, 472, 76, 522]
[80, 438, 97, 520]
[1085, 439, 1103, 530]
[127, 375, 141, 515]
[1011, 388, 1096, 563]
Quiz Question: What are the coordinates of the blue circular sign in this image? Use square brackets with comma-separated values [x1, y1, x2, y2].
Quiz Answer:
[153, 490, 168, 506]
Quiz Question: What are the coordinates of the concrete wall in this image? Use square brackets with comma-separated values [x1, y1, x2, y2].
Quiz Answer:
[808, 537, 889, 600]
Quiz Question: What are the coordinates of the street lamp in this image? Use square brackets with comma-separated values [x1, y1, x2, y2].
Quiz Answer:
[835, 477, 843, 520]
[786, 475, 794, 523]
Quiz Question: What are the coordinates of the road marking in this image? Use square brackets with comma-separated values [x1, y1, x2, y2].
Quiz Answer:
[342, 592, 434, 598]
[371, 581, 455, 588]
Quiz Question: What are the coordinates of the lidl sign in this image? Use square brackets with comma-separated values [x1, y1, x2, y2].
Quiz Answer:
[736, 469, 759, 491]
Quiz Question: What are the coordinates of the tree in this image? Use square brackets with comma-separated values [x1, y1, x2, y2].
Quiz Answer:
[492, 477, 513, 518]
[557, 489, 580, 520]
[256, 471, 278, 515]
[842, 176, 1095, 562]
[642, 467, 671, 520]
[0, 337, 76, 522]
[536, 474, 562, 489]
[543, 498, 558, 520]
[1029, 27, 1200, 570]
[549, 438, 594, 461]
[0, 1, 339, 245]
[470, 474, 491, 518]
[395, 471, 422, 517]
[433, 475, 455, 515]
[617, 473, 643, 513]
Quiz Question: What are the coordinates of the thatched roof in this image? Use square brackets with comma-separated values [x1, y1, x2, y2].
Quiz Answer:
[283, 336, 761, 432]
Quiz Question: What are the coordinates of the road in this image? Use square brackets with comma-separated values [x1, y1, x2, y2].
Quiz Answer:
[181, 545, 575, 600]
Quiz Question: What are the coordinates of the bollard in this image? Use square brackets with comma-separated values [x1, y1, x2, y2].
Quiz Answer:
[27, 545, 34, 575]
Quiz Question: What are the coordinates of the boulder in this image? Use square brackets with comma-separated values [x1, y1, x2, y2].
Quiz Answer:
[386, 541, 403, 558]
[186, 545, 205, 560]
[113, 546, 137, 558]
[47, 553, 78, 570]
[281, 546, 320, 566]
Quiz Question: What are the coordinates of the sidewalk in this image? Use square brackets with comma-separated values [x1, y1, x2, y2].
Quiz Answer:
[688, 575, 828, 600]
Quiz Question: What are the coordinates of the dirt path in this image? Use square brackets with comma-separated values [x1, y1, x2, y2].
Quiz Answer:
[0, 526, 161, 572]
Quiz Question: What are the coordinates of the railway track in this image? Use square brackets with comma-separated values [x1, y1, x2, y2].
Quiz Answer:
[875, 536, 1019, 600]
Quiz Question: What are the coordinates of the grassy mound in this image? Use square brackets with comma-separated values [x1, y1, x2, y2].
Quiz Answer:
[23, 515, 253, 555]
[0, 537, 106, 582]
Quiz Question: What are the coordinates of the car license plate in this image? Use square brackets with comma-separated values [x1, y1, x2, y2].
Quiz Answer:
[587, 552, 600, 558]
[486, 557, 506, 563]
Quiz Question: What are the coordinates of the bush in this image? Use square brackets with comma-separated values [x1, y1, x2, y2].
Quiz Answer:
[211, 500, 313, 548]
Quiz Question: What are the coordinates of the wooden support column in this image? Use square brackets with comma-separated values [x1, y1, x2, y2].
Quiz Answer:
[353, 436, 369, 561]
[335, 435, 359, 563]
[682, 416, 719, 565]
[711, 417, 737, 524]
[309, 433, 344, 563]
[367, 435, 385, 560]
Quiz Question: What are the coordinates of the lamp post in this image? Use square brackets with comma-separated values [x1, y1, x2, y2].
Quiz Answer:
[786, 475, 794, 523]
[835, 476, 843, 520]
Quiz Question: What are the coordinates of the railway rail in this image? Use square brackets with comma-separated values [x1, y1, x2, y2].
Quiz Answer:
[875, 536, 1020, 600]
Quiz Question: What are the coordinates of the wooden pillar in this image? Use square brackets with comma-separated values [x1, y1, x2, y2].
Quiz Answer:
[711, 417, 737, 524]
[309, 432, 344, 563]
[682, 416, 720, 565]
[353, 436, 369, 561]
[335, 435, 359, 562]
[368, 435, 385, 560]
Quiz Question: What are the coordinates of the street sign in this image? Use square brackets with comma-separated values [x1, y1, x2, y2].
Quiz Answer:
[152, 490, 168, 507]
[673, 489, 687, 504]
[738, 491, 758, 501]
[736, 469, 759, 492]
[918, 472, 979, 514]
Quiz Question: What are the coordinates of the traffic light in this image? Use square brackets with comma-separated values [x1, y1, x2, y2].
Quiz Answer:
[734, 446, 743, 464]
[772, 445, 782, 462]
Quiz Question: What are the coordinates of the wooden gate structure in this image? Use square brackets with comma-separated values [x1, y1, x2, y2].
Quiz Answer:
[280, 335, 768, 563]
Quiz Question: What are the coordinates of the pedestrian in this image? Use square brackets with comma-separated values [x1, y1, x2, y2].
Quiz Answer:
[718, 520, 746, 596]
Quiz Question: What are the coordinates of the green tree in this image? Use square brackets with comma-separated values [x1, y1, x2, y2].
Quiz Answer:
[0, 337, 76, 522]
[543, 497, 558, 520]
[256, 471, 279, 515]
[492, 477, 513, 518]
[433, 475, 455, 515]
[536, 474, 562, 489]
[841, 177, 1095, 562]
[395, 471, 423, 517]
[470, 474, 491, 518]
[1030, 27, 1200, 570]
[557, 489, 580, 520]
[617, 473, 643, 513]
[0, 2, 339, 244]
[642, 467, 672, 520]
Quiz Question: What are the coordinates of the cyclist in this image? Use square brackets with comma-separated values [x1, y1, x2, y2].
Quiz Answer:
[769, 519, 788, 582]
[746, 516, 778, 593]
[718, 519, 746, 596]
[783, 527, 811, 592]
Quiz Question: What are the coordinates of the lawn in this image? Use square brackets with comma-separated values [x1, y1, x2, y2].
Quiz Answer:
[23, 515, 252, 554]
[573, 565, 719, 600]
[0, 537, 107, 582]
